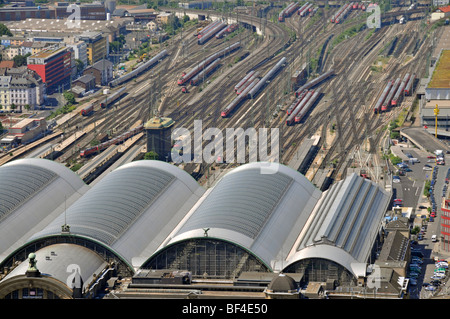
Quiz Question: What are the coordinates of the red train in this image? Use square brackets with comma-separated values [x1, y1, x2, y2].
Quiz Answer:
[79, 124, 144, 157]
[80, 103, 94, 116]
[391, 73, 410, 106]
[374, 81, 392, 114]
[404, 73, 415, 95]
[381, 77, 400, 112]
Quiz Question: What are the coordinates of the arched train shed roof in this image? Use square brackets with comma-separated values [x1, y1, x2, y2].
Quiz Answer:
[0, 158, 88, 262]
[27, 160, 205, 271]
[160, 162, 322, 271]
[285, 173, 391, 277]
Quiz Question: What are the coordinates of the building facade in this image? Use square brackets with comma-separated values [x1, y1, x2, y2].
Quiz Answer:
[0, 6, 55, 21]
[0, 67, 44, 111]
[78, 32, 108, 65]
[67, 41, 88, 68]
[83, 59, 113, 86]
[27, 46, 72, 94]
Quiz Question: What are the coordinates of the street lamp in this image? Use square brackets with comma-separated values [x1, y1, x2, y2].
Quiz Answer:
[434, 103, 439, 138]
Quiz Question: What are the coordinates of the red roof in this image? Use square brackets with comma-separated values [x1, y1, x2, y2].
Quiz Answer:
[0, 61, 15, 69]
[438, 6, 450, 13]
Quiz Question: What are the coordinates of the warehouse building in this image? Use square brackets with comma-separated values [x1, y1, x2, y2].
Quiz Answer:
[0, 160, 395, 299]
[422, 49, 450, 134]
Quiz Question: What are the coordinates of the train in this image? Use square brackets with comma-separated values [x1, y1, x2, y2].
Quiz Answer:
[189, 58, 221, 86]
[286, 90, 314, 125]
[381, 77, 401, 112]
[404, 73, 415, 95]
[295, 69, 334, 97]
[335, 3, 352, 24]
[198, 21, 226, 45]
[79, 124, 144, 157]
[249, 57, 287, 99]
[236, 71, 259, 95]
[215, 25, 229, 39]
[215, 23, 238, 39]
[297, 2, 310, 16]
[287, 89, 307, 115]
[109, 50, 168, 88]
[391, 73, 410, 106]
[279, 2, 299, 21]
[100, 87, 127, 109]
[234, 70, 256, 93]
[331, 4, 348, 23]
[197, 20, 221, 39]
[178, 42, 240, 86]
[299, 3, 313, 17]
[373, 81, 392, 114]
[221, 78, 258, 117]
[80, 103, 95, 116]
[80, 86, 127, 115]
[294, 89, 321, 123]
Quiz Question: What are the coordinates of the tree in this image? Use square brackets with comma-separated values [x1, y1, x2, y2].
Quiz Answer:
[13, 53, 31, 67]
[24, 104, 31, 112]
[144, 151, 159, 160]
[0, 23, 12, 37]
[63, 91, 75, 105]
[10, 103, 16, 112]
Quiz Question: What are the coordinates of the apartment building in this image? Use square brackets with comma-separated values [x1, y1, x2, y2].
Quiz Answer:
[27, 46, 72, 94]
[0, 67, 45, 111]
[78, 32, 109, 65]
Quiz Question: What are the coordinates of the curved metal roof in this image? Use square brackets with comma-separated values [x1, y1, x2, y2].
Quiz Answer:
[0, 244, 107, 293]
[285, 173, 391, 277]
[28, 160, 205, 270]
[0, 159, 88, 261]
[164, 162, 322, 271]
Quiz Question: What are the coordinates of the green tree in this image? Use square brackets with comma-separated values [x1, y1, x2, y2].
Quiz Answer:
[10, 103, 16, 112]
[144, 151, 159, 160]
[63, 91, 75, 105]
[90, 139, 100, 146]
[13, 54, 27, 67]
[0, 23, 12, 37]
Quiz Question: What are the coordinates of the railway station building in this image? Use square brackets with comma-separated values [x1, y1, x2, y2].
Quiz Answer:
[422, 49, 450, 133]
[0, 160, 397, 299]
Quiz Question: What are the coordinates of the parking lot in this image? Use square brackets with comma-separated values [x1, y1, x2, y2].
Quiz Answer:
[391, 146, 450, 298]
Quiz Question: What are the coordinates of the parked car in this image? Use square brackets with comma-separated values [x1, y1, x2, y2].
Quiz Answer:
[410, 278, 417, 286]
[436, 262, 448, 267]
[425, 285, 437, 291]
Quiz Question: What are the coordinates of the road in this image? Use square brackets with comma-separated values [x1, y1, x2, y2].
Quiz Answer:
[393, 145, 450, 298]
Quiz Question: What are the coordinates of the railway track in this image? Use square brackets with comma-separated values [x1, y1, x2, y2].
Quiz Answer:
[16, 4, 432, 188]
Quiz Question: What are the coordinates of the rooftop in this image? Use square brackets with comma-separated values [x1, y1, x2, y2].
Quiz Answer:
[28, 46, 66, 59]
[437, 5, 450, 13]
[428, 50, 450, 89]
[7, 18, 129, 34]
[144, 116, 175, 129]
